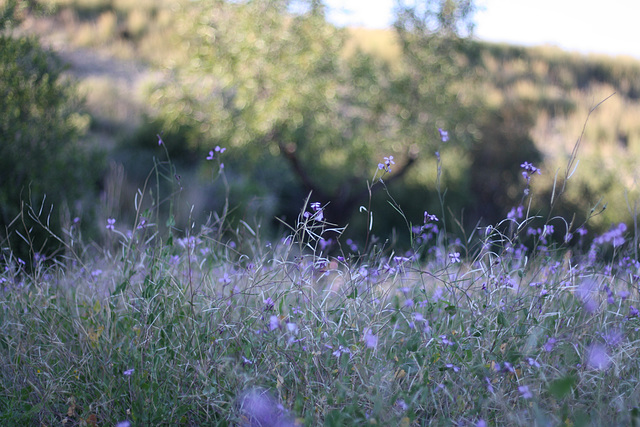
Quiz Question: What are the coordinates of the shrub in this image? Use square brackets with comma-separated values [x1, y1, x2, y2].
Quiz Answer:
[0, 3, 103, 262]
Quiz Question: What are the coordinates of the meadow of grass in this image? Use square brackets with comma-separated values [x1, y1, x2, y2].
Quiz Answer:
[3, 131, 640, 426]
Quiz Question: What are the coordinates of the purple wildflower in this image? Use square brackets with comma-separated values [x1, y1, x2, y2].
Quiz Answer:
[604, 329, 624, 347]
[393, 256, 411, 265]
[269, 315, 279, 331]
[594, 223, 627, 248]
[440, 335, 454, 346]
[587, 343, 611, 370]
[318, 238, 332, 251]
[364, 329, 378, 349]
[520, 162, 541, 175]
[518, 385, 533, 399]
[378, 155, 395, 172]
[219, 273, 231, 285]
[332, 345, 351, 358]
[123, 368, 134, 376]
[576, 279, 599, 313]
[527, 357, 541, 368]
[485, 377, 494, 393]
[507, 205, 524, 220]
[106, 218, 116, 231]
[438, 128, 449, 142]
[237, 389, 294, 427]
[424, 211, 438, 222]
[448, 252, 461, 263]
[543, 337, 557, 352]
[358, 266, 368, 278]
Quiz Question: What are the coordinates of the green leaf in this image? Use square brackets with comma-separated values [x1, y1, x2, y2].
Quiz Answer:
[112, 280, 129, 296]
[548, 375, 577, 399]
[497, 312, 507, 327]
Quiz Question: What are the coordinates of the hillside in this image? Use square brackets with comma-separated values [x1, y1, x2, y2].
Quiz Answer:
[13, 2, 640, 234]
[345, 27, 640, 228]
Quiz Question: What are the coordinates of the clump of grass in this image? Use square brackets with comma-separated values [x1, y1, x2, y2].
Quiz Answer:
[3, 125, 640, 426]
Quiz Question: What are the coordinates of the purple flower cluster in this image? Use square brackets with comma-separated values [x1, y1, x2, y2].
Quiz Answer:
[507, 205, 524, 221]
[364, 329, 378, 349]
[378, 156, 395, 173]
[206, 145, 226, 169]
[448, 252, 461, 264]
[520, 161, 541, 194]
[438, 128, 449, 142]
[518, 385, 533, 399]
[593, 223, 627, 248]
[237, 389, 295, 427]
[520, 161, 541, 177]
[206, 145, 226, 160]
[304, 201, 324, 221]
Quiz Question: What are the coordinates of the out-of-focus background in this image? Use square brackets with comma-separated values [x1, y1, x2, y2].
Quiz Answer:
[3, 0, 640, 258]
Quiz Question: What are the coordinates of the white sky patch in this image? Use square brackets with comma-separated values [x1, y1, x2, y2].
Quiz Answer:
[323, 0, 640, 59]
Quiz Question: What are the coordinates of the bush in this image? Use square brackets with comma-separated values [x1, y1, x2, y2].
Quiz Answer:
[0, 4, 103, 262]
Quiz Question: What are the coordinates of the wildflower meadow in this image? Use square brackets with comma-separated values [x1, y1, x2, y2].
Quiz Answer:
[3, 117, 640, 426]
[4, 1, 640, 425]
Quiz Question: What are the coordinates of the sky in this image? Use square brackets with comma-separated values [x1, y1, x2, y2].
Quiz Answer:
[324, 0, 640, 59]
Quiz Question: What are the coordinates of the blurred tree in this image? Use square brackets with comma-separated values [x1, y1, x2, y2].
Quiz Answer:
[150, 0, 481, 228]
[469, 100, 542, 223]
[0, 0, 103, 261]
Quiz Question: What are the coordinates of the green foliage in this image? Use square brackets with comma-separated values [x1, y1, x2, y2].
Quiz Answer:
[145, 0, 482, 233]
[151, 1, 342, 152]
[0, 7, 103, 259]
[466, 42, 640, 232]
[18, 0, 640, 242]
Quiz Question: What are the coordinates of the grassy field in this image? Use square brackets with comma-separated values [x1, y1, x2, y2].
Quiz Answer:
[3, 139, 640, 426]
[5, 3, 640, 425]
